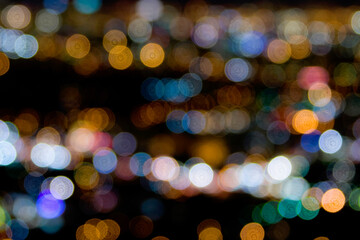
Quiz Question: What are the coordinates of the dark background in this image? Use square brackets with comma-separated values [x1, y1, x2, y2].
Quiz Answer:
[1, 0, 360, 239]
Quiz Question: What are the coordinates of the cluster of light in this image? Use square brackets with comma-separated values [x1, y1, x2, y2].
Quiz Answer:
[76, 218, 120, 240]
[0, 0, 360, 82]
[189, 163, 214, 188]
[240, 222, 265, 240]
[49, 176, 74, 200]
[36, 190, 66, 219]
[2, 1, 360, 239]
[108, 46, 133, 70]
[266, 156, 292, 182]
[141, 73, 203, 103]
[140, 43, 165, 68]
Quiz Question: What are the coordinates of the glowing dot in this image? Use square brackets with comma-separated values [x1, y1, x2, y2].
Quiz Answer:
[225, 108, 251, 134]
[182, 110, 206, 134]
[267, 156, 292, 182]
[166, 110, 186, 134]
[140, 43, 165, 68]
[162, 79, 187, 103]
[302, 196, 321, 211]
[199, 227, 223, 240]
[36, 127, 61, 145]
[103, 30, 127, 52]
[267, 39, 291, 64]
[136, 0, 163, 21]
[261, 201, 282, 224]
[36, 190, 65, 219]
[31, 143, 55, 167]
[128, 18, 152, 43]
[297, 66, 329, 90]
[277, 199, 301, 219]
[103, 219, 120, 239]
[50, 176, 74, 200]
[321, 188, 345, 213]
[82, 219, 108, 240]
[0, 52, 10, 76]
[236, 31, 266, 58]
[49, 145, 71, 170]
[108, 46, 133, 70]
[192, 23, 219, 49]
[308, 83, 332, 107]
[2, 5, 31, 29]
[66, 34, 90, 59]
[73, 0, 101, 14]
[12, 196, 37, 224]
[151, 156, 179, 181]
[239, 163, 264, 188]
[14, 34, 39, 59]
[301, 131, 321, 153]
[129, 152, 152, 177]
[178, 73, 203, 98]
[319, 129, 342, 154]
[93, 148, 118, 174]
[0, 29, 22, 56]
[240, 222, 265, 240]
[112, 132, 137, 156]
[292, 109, 318, 134]
[35, 9, 61, 34]
[67, 128, 95, 153]
[281, 177, 309, 200]
[189, 163, 214, 188]
[298, 205, 319, 220]
[224, 58, 251, 82]
[169, 166, 191, 190]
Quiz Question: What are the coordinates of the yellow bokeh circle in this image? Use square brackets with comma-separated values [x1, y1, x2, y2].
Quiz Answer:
[240, 222, 265, 240]
[108, 46, 133, 70]
[103, 30, 127, 52]
[66, 34, 90, 59]
[0, 53, 10, 76]
[292, 109, 319, 134]
[140, 43, 165, 68]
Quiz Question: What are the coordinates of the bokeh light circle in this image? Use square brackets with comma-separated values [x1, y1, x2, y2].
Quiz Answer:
[321, 188, 345, 213]
[319, 129, 342, 154]
[36, 190, 66, 219]
[50, 176, 75, 200]
[189, 163, 214, 188]
[140, 43, 165, 68]
[224, 58, 251, 82]
[108, 45, 133, 70]
[240, 222, 265, 240]
[267, 156, 292, 182]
